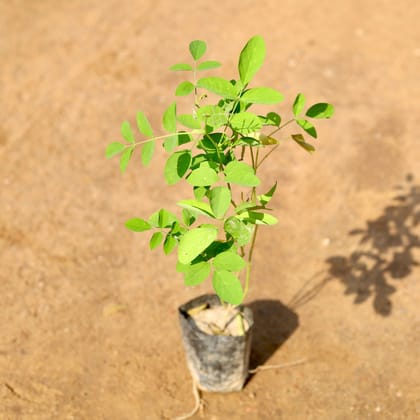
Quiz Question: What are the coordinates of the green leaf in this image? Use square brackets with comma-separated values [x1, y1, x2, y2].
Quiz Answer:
[150, 232, 163, 250]
[296, 119, 317, 138]
[175, 81, 195, 96]
[198, 132, 226, 153]
[186, 165, 218, 187]
[178, 226, 217, 264]
[306, 103, 334, 119]
[293, 93, 305, 117]
[164, 150, 192, 185]
[136, 111, 153, 137]
[189, 40, 207, 60]
[234, 201, 258, 214]
[197, 77, 237, 99]
[164, 132, 192, 153]
[181, 261, 211, 286]
[258, 133, 278, 145]
[170, 63, 193, 71]
[197, 106, 227, 129]
[141, 140, 155, 166]
[258, 182, 277, 206]
[193, 186, 208, 200]
[148, 209, 178, 228]
[209, 186, 231, 219]
[241, 87, 284, 104]
[266, 112, 281, 126]
[213, 251, 246, 272]
[238, 211, 278, 225]
[291, 133, 315, 153]
[182, 209, 196, 226]
[125, 217, 151, 232]
[212, 270, 243, 305]
[238, 35, 266, 85]
[106, 142, 125, 159]
[197, 60, 222, 71]
[163, 234, 177, 255]
[120, 147, 133, 173]
[230, 111, 262, 135]
[224, 217, 252, 246]
[163, 102, 177, 132]
[224, 161, 260, 187]
[121, 121, 135, 143]
[177, 200, 215, 218]
[177, 114, 201, 129]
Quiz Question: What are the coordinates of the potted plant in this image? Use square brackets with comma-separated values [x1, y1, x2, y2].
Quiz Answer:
[106, 35, 334, 395]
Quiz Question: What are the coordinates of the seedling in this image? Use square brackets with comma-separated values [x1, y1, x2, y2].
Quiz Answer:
[106, 35, 334, 305]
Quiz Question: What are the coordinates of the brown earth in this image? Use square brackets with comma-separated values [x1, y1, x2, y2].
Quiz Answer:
[1, 1, 420, 419]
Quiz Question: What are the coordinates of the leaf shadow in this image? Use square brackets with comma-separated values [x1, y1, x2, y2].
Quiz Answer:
[288, 175, 420, 316]
[326, 175, 420, 316]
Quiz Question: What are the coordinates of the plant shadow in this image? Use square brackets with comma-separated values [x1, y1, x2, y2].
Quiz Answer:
[326, 175, 420, 316]
[247, 299, 299, 370]
[290, 175, 420, 316]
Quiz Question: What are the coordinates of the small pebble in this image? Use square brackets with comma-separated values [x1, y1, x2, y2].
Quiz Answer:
[322, 237, 331, 247]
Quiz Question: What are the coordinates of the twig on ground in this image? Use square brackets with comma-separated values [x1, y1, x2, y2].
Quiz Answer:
[249, 358, 307, 374]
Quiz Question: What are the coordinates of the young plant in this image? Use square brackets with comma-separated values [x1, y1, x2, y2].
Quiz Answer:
[106, 36, 334, 305]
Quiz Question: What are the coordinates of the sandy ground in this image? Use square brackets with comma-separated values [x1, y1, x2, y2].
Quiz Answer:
[1, 0, 420, 418]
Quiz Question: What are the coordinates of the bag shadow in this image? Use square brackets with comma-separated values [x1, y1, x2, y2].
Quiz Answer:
[247, 300, 299, 369]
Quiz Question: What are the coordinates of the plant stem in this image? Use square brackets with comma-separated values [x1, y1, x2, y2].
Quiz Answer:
[267, 118, 295, 137]
[243, 224, 259, 299]
[256, 144, 279, 169]
[125, 130, 202, 149]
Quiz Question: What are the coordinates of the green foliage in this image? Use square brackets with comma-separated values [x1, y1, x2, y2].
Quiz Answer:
[197, 61, 221, 71]
[197, 77, 237, 99]
[306, 103, 334, 119]
[241, 87, 284, 105]
[189, 40, 207, 61]
[125, 218, 151, 232]
[213, 270, 243, 305]
[106, 35, 334, 306]
[178, 226, 217, 264]
[164, 150, 192, 185]
[238, 35, 266, 85]
[224, 161, 260, 187]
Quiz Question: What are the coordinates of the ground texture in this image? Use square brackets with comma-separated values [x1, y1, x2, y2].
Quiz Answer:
[1, 1, 420, 418]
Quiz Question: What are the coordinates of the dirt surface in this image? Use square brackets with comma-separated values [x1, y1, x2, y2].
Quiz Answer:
[1, 1, 420, 418]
